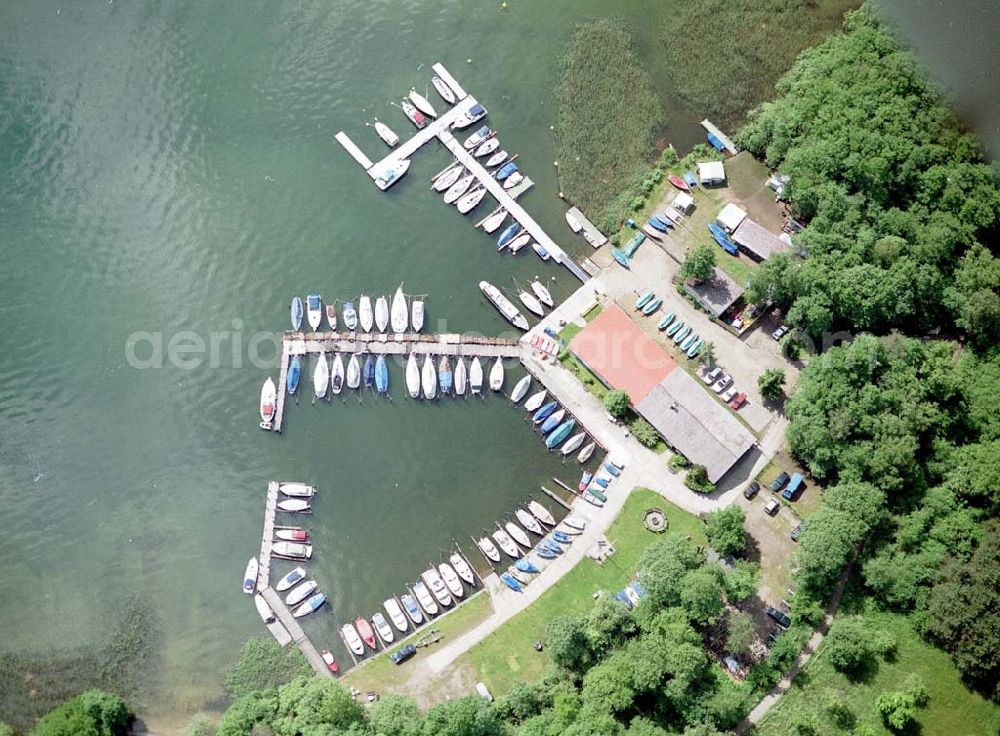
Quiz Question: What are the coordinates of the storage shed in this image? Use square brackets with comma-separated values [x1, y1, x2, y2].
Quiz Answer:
[697, 160, 726, 186]
[716, 203, 747, 233]
[671, 191, 695, 215]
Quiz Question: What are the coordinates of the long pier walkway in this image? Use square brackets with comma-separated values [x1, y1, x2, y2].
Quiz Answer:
[258, 482, 279, 588]
[261, 587, 331, 677]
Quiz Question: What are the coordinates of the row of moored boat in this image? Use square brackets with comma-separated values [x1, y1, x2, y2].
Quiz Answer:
[290, 287, 423, 335]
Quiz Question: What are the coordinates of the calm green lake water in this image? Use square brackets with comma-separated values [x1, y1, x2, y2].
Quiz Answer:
[1, 0, 995, 727]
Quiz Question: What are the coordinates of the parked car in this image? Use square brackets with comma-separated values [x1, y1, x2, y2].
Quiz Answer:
[764, 498, 780, 516]
[772, 324, 789, 341]
[791, 524, 803, 542]
[729, 392, 747, 409]
[766, 606, 791, 628]
[743, 481, 761, 500]
[391, 644, 417, 665]
[703, 366, 722, 385]
[713, 374, 732, 393]
[770, 471, 790, 492]
[782, 473, 805, 501]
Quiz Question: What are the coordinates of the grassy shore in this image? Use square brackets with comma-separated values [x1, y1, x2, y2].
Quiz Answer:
[659, 0, 859, 129]
[556, 20, 664, 231]
[460, 489, 706, 695]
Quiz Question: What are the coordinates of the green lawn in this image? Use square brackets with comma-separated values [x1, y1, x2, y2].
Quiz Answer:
[557, 323, 609, 402]
[757, 603, 1000, 736]
[341, 593, 492, 695]
[459, 488, 706, 695]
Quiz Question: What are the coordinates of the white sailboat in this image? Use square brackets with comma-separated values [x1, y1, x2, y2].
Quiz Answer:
[432, 75, 456, 104]
[405, 353, 420, 398]
[313, 354, 329, 399]
[523, 389, 548, 412]
[347, 354, 361, 389]
[358, 295, 373, 332]
[474, 137, 500, 157]
[508, 233, 531, 254]
[449, 553, 475, 585]
[330, 353, 344, 395]
[409, 88, 437, 118]
[528, 500, 556, 526]
[422, 354, 437, 399]
[470, 357, 483, 395]
[517, 289, 545, 317]
[511, 375, 531, 404]
[560, 432, 587, 456]
[479, 281, 530, 331]
[505, 522, 531, 548]
[456, 186, 487, 214]
[480, 208, 506, 233]
[454, 358, 467, 396]
[577, 442, 597, 463]
[485, 150, 508, 168]
[489, 357, 504, 391]
[477, 536, 501, 563]
[411, 299, 425, 332]
[374, 295, 389, 333]
[515, 509, 544, 535]
[531, 280, 554, 308]
[391, 285, 408, 334]
[443, 174, 474, 204]
[384, 598, 410, 633]
[433, 164, 463, 192]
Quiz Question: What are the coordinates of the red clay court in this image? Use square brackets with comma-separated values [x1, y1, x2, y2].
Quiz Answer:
[569, 305, 677, 402]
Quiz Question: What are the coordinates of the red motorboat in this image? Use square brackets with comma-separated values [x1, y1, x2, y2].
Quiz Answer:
[355, 616, 377, 650]
[321, 649, 339, 674]
[274, 528, 308, 542]
[668, 174, 690, 192]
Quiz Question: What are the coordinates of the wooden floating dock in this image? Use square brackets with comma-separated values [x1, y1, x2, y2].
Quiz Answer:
[258, 482, 279, 587]
[566, 206, 608, 249]
[700, 119, 739, 155]
[285, 331, 522, 358]
[432, 62, 467, 101]
[261, 587, 332, 678]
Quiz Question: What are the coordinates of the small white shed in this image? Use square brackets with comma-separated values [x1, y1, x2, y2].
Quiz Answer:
[671, 191, 695, 215]
[716, 203, 747, 233]
[697, 160, 726, 186]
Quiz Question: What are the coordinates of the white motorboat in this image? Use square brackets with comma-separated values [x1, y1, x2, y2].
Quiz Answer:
[451, 102, 487, 129]
[374, 159, 410, 191]
[411, 299, 425, 332]
[477, 536, 501, 563]
[358, 296, 373, 332]
[254, 593, 275, 623]
[421, 567, 453, 607]
[275, 566, 306, 592]
[346, 354, 361, 389]
[342, 624, 365, 656]
[433, 163, 463, 192]
[313, 354, 329, 400]
[278, 498, 311, 513]
[517, 290, 545, 317]
[391, 286, 408, 334]
[405, 353, 420, 398]
[480, 208, 506, 233]
[400, 593, 424, 625]
[421, 354, 437, 399]
[515, 509, 544, 535]
[479, 281, 529, 331]
[372, 611, 395, 643]
[306, 294, 322, 331]
[242, 557, 258, 594]
[489, 357, 504, 391]
[577, 442, 596, 463]
[456, 186, 487, 214]
[432, 75, 456, 104]
[474, 137, 500, 157]
[443, 174, 475, 204]
[449, 553, 476, 585]
[374, 120, 399, 147]
[273, 541, 312, 559]
[531, 279, 554, 308]
[491, 529, 520, 559]
[561, 432, 587, 456]
[504, 522, 531, 548]
[375, 295, 389, 333]
[454, 358, 467, 396]
[384, 598, 410, 633]
[508, 233, 531, 254]
[511, 375, 531, 404]
[285, 580, 318, 607]
[325, 304, 337, 331]
[274, 528, 308, 542]
[565, 211, 583, 232]
[485, 150, 508, 168]
[413, 581, 439, 616]
[279, 482, 315, 498]
[470, 357, 483, 395]
[523, 389, 547, 412]
[563, 516, 587, 531]
[503, 171, 524, 190]
[259, 377, 276, 429]
[533, 243, 551, 261]
[330, 353, 344, 395]
[529, 500, 556, 527]
[438, 562, 465, 598]
[292, 593, 325, 618]
[409, 89, 437, 118]
[463, 125, 491, 149]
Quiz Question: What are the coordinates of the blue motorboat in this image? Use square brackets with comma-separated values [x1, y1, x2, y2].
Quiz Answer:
[603, 462, 621, 477]
[515, 559, 539, 574]
[624, 231, 646, 258]
[707, 132, 725, 151]
[611, 248, 630, 268]
[496, 222, 520, 249]
[543, 539, 563, 555]
[552, 531, 572, 545]
[635, 290, 654, 310]
[439, 356, 453, 395]
[683, 171, 698, 188]
[595, 476, 610, 489]
[653, 213, 674, 228]
[290, 297, 303, 331]
[540, 410, 565, 434]
[532, 400, 558, 424]
[363, 356, 375, 388]
[657, 312, 675, 330]
[375, 355, 389, 394]
[536, 548, 557, 560]
[647, 218, 668, 233]
[495, 162, 518, 181]
[545, 419, 576, 449]
[287, 356, 301, 395]
[708, 223, 738, 255]
[500, 573, 523, 592]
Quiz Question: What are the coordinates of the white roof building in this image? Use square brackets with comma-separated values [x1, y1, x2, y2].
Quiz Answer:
[697, 160, 726, 186]
[671, 191, 695, 215]
[716, 203, 747, 233]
